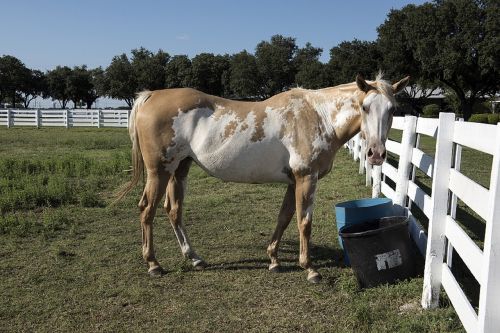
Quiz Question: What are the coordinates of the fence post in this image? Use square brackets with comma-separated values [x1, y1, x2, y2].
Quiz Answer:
[65, 109, 70, 128]
[394, 116, 417, 214]
[366, 162, 372, 186]
[477, 122, 500, 332]
[353, 134, 360, 161]
[421, 113, 455, 309]
[7, 109, 11, 128]
[372, 165, 382, 198]
[36, 109, 41, 128]
[359, 139, 366, 174]
[447, 118, 463, 268]
[97, 109, 101, 128]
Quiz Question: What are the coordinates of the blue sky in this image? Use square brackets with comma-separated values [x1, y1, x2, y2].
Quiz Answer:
[1, 0, 428, 71]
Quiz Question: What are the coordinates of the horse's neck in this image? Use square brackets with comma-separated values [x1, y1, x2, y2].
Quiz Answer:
[305, 88, 362, 146]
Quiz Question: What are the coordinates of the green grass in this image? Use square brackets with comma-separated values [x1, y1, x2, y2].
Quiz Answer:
[0, 127, 465, 332]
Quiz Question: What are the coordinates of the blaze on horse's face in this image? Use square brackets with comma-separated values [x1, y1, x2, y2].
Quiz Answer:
[356, 75, 410, 166]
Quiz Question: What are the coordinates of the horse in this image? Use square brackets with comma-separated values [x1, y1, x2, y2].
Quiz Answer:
[116, 73, 409, 283]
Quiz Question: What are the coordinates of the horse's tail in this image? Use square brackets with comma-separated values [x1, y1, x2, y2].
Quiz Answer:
[114, 91, 152, 203]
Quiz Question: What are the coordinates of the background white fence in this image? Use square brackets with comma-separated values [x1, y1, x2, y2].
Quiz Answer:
[346, 113, 500, 333]
[0, 109, 130, 128]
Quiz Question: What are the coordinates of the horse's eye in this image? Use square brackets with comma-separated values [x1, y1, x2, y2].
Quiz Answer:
[362, 105, 369, 113]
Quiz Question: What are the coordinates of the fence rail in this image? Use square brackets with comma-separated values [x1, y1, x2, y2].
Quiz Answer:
[0, 109, 130, 128]
[346, 113, 500, 333]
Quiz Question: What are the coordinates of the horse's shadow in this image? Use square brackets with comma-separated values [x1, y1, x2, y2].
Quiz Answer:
[205, 240, 346, 272]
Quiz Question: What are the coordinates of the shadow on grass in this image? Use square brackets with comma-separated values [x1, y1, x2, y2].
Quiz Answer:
[205, 241, 346, 272]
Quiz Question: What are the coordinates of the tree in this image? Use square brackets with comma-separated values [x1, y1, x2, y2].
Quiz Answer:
[20, 69, 46, 108]
[165, 55, 192, 88]
[294, 43, 328, 89]
[0, 55, 30, 107]
[46, 66, 72, 108]
[255, 35, 298, 97]
[328, 39, 382, 85]
[377, 5, 440, 113]
[191, 53, 230, 96]
[229, 50, 260, 99]
[383, 0, 499, 120]
[105, 54, 137, 107]
[131, 47, 170, 91]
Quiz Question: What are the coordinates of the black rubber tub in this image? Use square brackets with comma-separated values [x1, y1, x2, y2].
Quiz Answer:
[339, 216, 416, 288]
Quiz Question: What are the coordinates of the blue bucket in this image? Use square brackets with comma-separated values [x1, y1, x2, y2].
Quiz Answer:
[335, 198, 394, 265]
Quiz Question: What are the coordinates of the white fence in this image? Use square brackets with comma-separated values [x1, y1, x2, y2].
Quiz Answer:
[0, 109, 130, 128]
[346, 113, 500, 333]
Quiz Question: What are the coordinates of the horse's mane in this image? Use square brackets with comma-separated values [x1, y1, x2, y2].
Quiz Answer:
[373, 72, 397, 105]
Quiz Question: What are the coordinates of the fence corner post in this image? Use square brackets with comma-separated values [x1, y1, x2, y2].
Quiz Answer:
[421, 112, 455, 309]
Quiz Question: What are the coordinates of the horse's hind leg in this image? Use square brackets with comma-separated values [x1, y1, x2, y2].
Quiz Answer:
[164, 158, 206, 269]
[139, 169, 169, 276]
[267, 184, 295, 272]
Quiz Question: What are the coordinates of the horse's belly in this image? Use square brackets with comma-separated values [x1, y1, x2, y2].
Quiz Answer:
[192, 140, 291, 183]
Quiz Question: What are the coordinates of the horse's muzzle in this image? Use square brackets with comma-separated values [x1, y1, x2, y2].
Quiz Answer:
[366, 144, 386, 166]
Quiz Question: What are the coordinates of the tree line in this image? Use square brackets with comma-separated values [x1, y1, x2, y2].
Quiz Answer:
[0, 0, 497, 120]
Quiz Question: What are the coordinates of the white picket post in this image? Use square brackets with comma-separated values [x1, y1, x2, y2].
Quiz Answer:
[35, 109, 40, 128]
[394, 116, 417, 214]
[447, 119, 463, 268]
[372, 165, 382, 198]
[477, 123, 500, 333]
[97, 109, 101, 128]
[366, 162, 372, 186]
[353, 134, 360, 161]
[359, 139, 366, 174]
[421, 113, 456, 309]
[408, 133, 421, 211]
[65, 109, 69, 128]
[7, 109, 11, 128]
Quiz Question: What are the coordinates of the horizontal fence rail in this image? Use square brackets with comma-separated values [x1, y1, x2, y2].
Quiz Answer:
[0, 109, 130, 128]
[346, 113, 500, 333]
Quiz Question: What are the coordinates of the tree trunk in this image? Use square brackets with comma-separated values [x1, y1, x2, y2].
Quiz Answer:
[461, 100, 474, 121]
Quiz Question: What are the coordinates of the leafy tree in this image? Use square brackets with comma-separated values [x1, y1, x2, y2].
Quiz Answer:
[294, 43, 328, 89]
[255, 35, 298, 97]
[229, 50, 260, 99]
[131, 47, 170, 91]
[67, 66, 92, 108]
[191, 53, 230, 96]
[328, 39, 382, 85]
[165, 55, 192, 88]
[46, 66, 72, 108]
[377, 5, 440, 113]
[105, 54, 137, 107]
[0, 55, 30, 107]
[20, 69, 46, 108]
[385, 0, 499, 120]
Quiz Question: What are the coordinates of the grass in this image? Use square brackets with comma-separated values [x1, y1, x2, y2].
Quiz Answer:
[0, 127, 467, 332]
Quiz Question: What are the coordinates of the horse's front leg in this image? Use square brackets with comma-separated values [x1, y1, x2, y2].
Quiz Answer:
[294, 172, 321, 283]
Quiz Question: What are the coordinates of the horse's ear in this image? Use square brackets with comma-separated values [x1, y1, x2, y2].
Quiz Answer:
[356, 74, 370, 93]
[392, 76, 410, 95]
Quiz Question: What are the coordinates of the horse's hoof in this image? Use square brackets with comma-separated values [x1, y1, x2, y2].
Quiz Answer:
[193, 260, 207, 270]
[148, 266, 166, 277]
[307, 272, 322, 284]
[269, 263, 280, 273]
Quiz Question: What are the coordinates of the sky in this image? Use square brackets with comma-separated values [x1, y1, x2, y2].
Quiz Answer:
[0, 0, 428, 71]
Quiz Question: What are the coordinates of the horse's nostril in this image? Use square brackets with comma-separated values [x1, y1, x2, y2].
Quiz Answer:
[381, 151, 386, 159]
[367, 148, 373, 157]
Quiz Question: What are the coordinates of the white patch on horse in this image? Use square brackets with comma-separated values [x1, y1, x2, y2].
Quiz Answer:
[333, 105, 358, 134]
[171, 107, 291, 183]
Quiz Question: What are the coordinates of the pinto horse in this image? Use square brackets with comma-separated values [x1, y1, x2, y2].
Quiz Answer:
[117, 73, 409, 283]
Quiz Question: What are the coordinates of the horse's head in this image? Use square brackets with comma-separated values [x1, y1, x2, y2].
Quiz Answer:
[356, 74, 410, 165]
